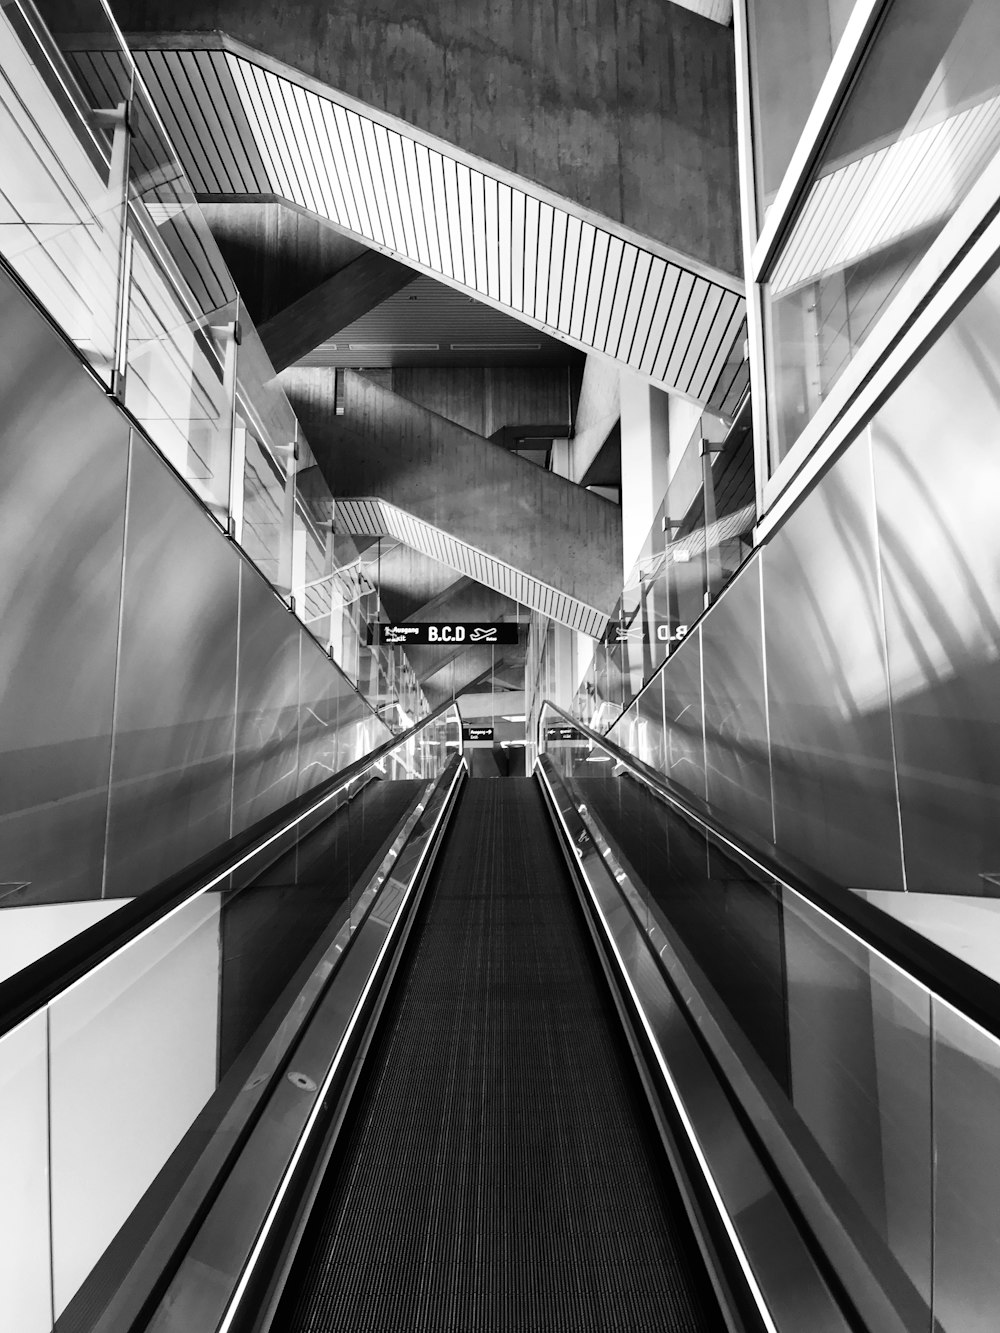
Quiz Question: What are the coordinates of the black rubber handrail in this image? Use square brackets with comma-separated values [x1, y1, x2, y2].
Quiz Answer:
[538, 699, 1000, 1044]
[0, 700, 462, 1039]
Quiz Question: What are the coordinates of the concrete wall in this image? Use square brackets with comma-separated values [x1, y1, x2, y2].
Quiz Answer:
[368, 366, 575, 437]
[282, 367, 622, 614]
[110, 0, 741, 274]
[199, 201, 367, 325]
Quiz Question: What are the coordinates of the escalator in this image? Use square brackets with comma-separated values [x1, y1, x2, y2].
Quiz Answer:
[269, 779, 723, 1332]
[14, 697, 997, 1333]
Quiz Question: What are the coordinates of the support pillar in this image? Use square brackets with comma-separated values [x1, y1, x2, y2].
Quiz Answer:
[619, 372, 671, 580]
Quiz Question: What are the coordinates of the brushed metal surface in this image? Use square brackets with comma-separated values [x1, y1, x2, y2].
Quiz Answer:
[871, 273, 1000, 892]
[659, 628, 707, 801]
[0, 268, 129, 905]
[537, 759, 852, 1333]
[297, 634, 345, 796]
[104, 440, 240, 897]
[930, 998, 1000, 1332]
[761, 440, 903, 891]
[701, 556, 772, 841]
[232, 566, 302, 831]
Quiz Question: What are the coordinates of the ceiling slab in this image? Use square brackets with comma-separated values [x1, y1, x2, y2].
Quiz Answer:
[63, 36, 746, 407]
[259, 249, 417, 370]
[336, 497, 609, 638]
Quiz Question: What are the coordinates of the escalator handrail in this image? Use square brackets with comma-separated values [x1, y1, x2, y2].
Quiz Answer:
[538, 699, 1000, 1043]
[0, 700, 463, 1040]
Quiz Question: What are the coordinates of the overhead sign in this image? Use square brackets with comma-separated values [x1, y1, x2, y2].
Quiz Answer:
[367, 622, 519, 646]
[544, 725, 580, 742]
[463, 725, 495, 742]
[602, 621, 689, 646]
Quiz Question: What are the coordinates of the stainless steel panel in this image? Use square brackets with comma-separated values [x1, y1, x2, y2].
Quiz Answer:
[701, 557, 772, 840]
[232, 567, 301, 830]
[660, 628, 706, 801]
[0, 269, 128, 905]
[635, 672, 667, 775]
[104, 441, 239, 897]
[761, 440, 903, 890]
[871, 271, 1000, 892]
[931, 999, 1000, 1331]
[782, 894, 932, 1322]
[297, 634, 345, 795]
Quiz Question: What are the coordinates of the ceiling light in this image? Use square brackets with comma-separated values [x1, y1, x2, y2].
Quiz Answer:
[348, 343, 440, 350]
[502, 714, 526, 722]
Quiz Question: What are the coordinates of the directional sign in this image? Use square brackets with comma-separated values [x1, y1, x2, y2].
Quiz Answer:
[602, 620, 688, 646]
[367, 622, 519, 646]
[463, 725, 495, 742]
[544, 725, 580, 742]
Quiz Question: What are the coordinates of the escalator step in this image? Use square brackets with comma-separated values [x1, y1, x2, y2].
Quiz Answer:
[276, 778, 720, 1332]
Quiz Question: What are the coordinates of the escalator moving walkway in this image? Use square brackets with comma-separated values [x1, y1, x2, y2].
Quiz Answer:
[273, 778, 722, 1332]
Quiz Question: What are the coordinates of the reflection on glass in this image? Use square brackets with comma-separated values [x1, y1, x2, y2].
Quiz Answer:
[748, 0, 854, 220]
[572, 403, 754, 729]
[870, 268, 1000, 896]
[124, 238, 234, 521]
[765, 0, 1000, 463]
[540, 706, 935, 1330]
[762, 440, 903, 891]
[0, 4, 127, 384]
[12, 703, 459, 1324]
[932, 1001, 1000, 1332]
[701, 557, 772, 839]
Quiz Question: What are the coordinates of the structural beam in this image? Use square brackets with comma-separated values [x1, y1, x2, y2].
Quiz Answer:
[259, 250, 417, 371]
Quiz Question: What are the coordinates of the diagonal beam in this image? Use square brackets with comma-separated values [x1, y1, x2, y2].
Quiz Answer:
[258, 250, 417, 371]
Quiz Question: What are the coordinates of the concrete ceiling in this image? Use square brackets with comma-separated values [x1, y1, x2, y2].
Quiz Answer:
[63, 35, 746, 409]
[296, 275, 583, 370]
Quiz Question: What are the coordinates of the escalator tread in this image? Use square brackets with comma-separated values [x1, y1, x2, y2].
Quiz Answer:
[276, 778, 721, 1332]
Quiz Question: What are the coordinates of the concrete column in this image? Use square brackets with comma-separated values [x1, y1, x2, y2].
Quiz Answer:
[619, 372, 671, 579]
[550, 624, 576, 709]
[549, 438, 571, 479]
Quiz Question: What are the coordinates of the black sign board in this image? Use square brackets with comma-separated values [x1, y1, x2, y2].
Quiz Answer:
[463, 725, 495, 742]
[544, 725, 580, 742]
[367, 622, 519, 646]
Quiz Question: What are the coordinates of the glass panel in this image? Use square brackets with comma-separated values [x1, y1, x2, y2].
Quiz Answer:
[765, 0, 1000, 463]
[35, 701, 457, 1324]
[104, 441, 240, 897]
[748, 0, 855, 218]
[932, 1000, 1000, 1331]
[48, 890, 223, 1317]
[232, 565, 302, 831]
[0, 1013, 52, 1333]
[294, 460, 336, 646]
[540, 704, 935, 1330]
[239, 414, 288, 586]
[701, 557, 772, 839]
[661, 628, 705, 799]
[782, 896, 932, 1325]
[298, 632, 344, 795]
[0, 265, 128, 909]
[235, 319, 297, 588]
[870, 269, 1000, 900]
[123, 237, 235, 523]
[761, 440, 903, 890]
[0, 3, 126, 383]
